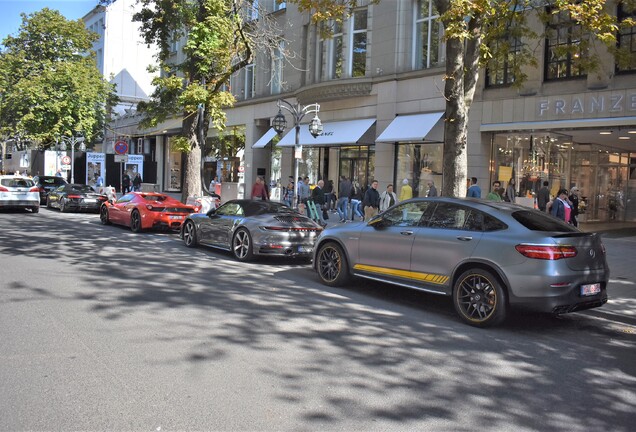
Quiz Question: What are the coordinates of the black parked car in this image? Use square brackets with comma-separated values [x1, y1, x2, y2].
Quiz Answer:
[33, 175, 68, 204]
[47, 184, 108, 213]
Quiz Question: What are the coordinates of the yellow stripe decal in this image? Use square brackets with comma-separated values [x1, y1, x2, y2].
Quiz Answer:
[353, 264, 449, 285]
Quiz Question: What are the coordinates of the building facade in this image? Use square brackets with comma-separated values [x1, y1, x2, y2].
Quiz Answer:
[223, 0, 635, 223]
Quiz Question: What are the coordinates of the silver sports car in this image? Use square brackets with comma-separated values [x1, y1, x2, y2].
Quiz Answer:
[313, 197, 609, 327]
[181, 199, 323, 261]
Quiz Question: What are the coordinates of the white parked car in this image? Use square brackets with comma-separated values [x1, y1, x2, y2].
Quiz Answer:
[0, 175, 40, 213]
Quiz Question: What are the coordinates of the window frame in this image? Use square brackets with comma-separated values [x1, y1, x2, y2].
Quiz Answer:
[544, 8, 587, 81]
[617, 3, 636, 74]
[412, 0, 445, 70]
[244, 63, 255, 99]
[349, 8, 368, 78]
[485, 35, 523, 88]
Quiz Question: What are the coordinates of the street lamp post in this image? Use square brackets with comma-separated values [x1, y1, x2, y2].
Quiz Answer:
[271, 99, 322, 209]
[59, 135, 86, 183]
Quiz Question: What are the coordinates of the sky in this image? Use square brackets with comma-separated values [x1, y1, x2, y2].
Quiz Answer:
[0, 0, 101, 43]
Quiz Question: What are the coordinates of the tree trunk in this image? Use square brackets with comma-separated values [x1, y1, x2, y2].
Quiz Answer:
[181, 110, 202, 203]
[441, 37, 469, 198]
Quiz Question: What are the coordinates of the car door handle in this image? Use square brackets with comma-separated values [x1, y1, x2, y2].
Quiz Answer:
[457, 236, 473, 241]
[400, 231, 414, 236]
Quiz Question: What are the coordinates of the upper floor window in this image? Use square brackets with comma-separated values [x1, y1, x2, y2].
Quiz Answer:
[244, 0, 259, 21]
[617, 3, 636, 73]
[330, 21, 344, 79]
[244, 64, 255, 99]
[413, 0, 445, 69]
[350, 9, 367, 77]
[271, 42, 284, 94]
[485, 36, 522, 87]
[273, 0, 286, 11]
[545, 9, 587, 80]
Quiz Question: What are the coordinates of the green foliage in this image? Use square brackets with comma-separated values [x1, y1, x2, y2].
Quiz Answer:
[170, 135, 192, 153]
[0, 8, 115, 147]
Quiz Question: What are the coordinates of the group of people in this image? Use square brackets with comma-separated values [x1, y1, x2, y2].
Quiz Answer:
[266, 175, 436, 225]
[122, 172, 142, 193]
[485, 177, 581, 226]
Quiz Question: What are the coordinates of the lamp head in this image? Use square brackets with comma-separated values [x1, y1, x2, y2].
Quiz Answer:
[308, 114, 323, 138]
[272, 109, 287, 134]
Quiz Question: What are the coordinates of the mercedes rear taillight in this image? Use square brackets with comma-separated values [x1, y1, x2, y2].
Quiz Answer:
[515, 244, 577, 260]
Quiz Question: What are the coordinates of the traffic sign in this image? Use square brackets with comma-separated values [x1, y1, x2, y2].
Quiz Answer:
[61, 155, 71, 165]
[114, 154, 128, 163]
[114, 140, 128, 155]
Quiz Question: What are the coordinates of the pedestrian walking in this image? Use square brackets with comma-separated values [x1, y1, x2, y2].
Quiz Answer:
[427, 180, 437, 197]
[400, 179, 413, 200]
[379, 184, 398, 212]
[569, 186, 580, 227]
[504, 178, 516, 203]
[133, 172, 142, 191]
[310, 179, 327, 226]
[550, 188, 572, 222]
[537, 181, 550, 211]
[486, 181, 503, 201]
[466, 177, 481, 198]
[122, 172, 131, 194]
[362, 180, 380, 221]
[251, 176, 269, 200]
[349, 181, 364, 221]
[337, 175, 352, 222]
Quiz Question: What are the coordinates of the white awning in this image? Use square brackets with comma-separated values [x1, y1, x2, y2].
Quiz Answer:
[376, 112, 445, 143]
[277, 118, 376, 147]
[251, 128, 278, 149]
[480, 116, 636, 132]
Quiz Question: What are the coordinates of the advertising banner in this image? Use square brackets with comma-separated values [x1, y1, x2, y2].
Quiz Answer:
[125, 154, 144, 190]
[86, 152, 106, 188]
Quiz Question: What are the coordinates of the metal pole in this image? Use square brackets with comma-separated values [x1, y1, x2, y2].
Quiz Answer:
[293, 123, 300, 210]
[71, 140, 75, 184]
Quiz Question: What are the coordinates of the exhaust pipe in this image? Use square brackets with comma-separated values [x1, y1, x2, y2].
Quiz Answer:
[285, 248, 293, 255]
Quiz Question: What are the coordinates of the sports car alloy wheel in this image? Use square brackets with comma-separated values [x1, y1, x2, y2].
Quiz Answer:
[100, 205, 110, 225]
[232, 228, 254, 261]
[317, 242, 349, 287]
[60, 198, 68, 213]
[46, 197, 52, 209]
[453, 269, 507, 327]
[182, 221, 198, 248]
[130, 210, 142, 233]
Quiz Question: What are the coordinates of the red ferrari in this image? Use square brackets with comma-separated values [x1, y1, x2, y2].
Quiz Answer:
[100, 192, 195, 233]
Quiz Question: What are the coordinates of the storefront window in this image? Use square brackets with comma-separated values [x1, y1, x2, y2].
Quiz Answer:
[297, 147, 322, 184]
[491, 133, 632, 221]
[338, 146, 374, 189]
[395, 143, 443, 197]
[166, 137, 182, 191]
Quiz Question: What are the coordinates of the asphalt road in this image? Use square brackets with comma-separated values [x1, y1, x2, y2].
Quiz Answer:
[1, 208, 635, 431]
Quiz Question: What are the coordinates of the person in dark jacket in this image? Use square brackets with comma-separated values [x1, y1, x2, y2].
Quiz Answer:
[362, 180, 380, 221]
[349, 181, 364, 221]
[568, 186, 580, 226]
[122, 172, 131, 194]
[132, 172, 142, 191]
[337, 176, 352, 222]
[310, 179, 327, 225]
[537, 181, 550, 212]
[551, 188, 571, 222]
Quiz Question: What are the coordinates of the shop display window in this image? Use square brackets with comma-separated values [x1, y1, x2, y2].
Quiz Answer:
[395, 143, 443, 197]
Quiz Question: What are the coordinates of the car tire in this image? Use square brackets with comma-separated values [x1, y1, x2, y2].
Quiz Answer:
[31, 206, 39, 214]
[182, 220, 198, 248]
[130, 209, 142, 233]
[316, 242, 350, 287]
[60, 198, 68, 213]
[452, 268, 507, 328]
[100, 205, 111, 225]
[232, 228, 254, 261]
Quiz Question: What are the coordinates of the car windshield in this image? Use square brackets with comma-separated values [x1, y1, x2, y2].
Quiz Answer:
[41, 177, 66, 185]
[512, 210, 578, 232]
[244, 201, 296, 217]
[1, 178, 34, 187]
[68, 185, 94, 193]
[142, 195, 168, 202]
